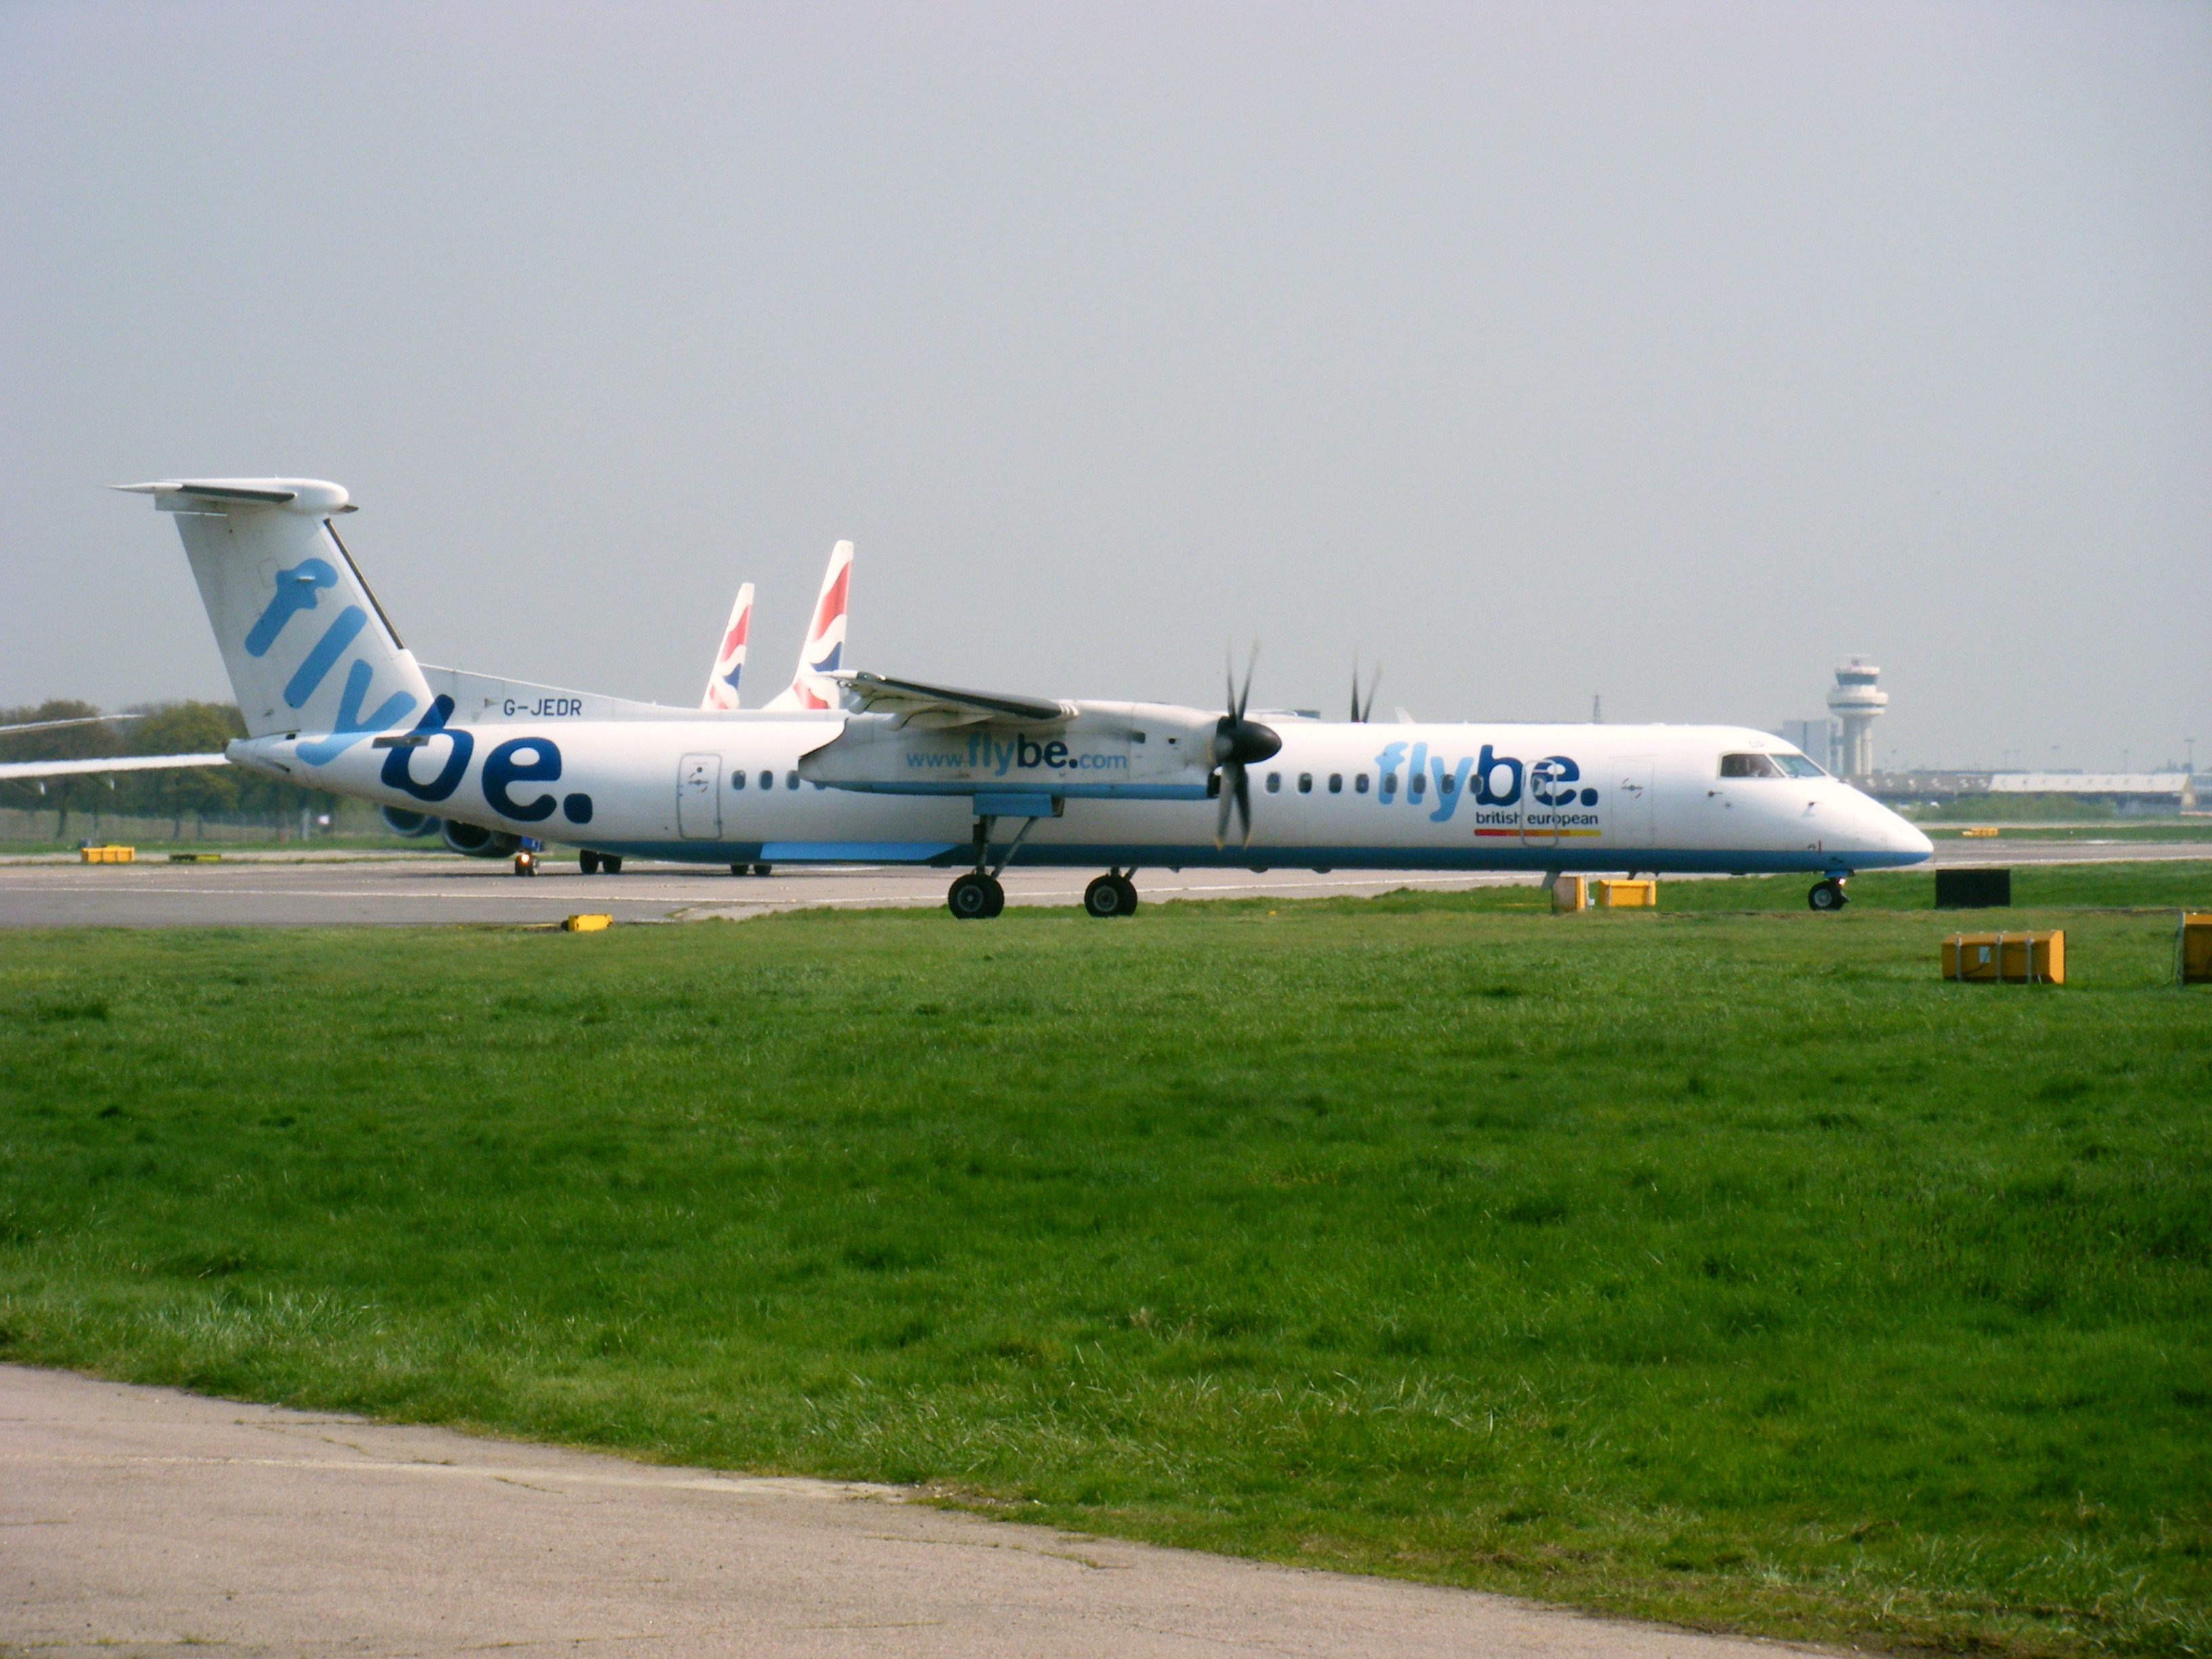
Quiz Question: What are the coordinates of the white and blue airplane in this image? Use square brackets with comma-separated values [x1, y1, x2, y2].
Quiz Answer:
[91, 476, 1928, 916]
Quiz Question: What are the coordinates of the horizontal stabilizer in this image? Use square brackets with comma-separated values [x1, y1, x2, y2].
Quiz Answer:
[116, 478, 355, 514]
[0, 752, 228, 781]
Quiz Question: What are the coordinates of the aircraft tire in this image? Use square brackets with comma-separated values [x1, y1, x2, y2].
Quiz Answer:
[949, 872, 1002, 920]
[579, 850, 601, 876]
[1809, 879, 1847, 912]
[601, 855, 623, 875]
[752, 863, 773, 876]
[730, 862, 749, 876]
[513, 852, 537, 878]
[1085, 874, 1136, 918]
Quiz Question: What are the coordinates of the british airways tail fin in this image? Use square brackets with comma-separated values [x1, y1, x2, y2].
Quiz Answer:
[118, 480, 430, 755]
[764, 540, 852, 712]
[701, 581, 755, 710]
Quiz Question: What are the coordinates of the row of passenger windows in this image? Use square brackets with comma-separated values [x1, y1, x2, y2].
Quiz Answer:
[731, 771, 816, 791]
[1263, 772, 1385, 795]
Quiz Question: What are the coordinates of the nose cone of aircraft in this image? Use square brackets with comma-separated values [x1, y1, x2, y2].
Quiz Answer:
[1855, 795, 1933, 865]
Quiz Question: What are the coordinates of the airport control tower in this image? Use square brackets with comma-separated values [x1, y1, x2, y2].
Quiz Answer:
[1826, 657, 1887, 778]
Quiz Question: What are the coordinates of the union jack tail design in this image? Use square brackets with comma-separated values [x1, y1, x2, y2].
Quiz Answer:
[700, 581, 754, 710]
[765, 541, 853, 712]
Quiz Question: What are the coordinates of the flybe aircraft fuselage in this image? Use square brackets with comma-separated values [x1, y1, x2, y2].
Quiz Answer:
[228, 704, 1925, 877]
[121, 475, 1931, 907]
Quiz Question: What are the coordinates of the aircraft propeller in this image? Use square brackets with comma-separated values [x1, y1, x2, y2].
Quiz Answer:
[1349, 655, 1382, 724]
[1212, 642, 1282, 848]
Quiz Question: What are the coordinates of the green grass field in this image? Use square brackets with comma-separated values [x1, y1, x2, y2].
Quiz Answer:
[3, 867, 2208, 1654]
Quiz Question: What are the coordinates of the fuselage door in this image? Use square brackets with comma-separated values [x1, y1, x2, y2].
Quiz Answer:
[1612, 755, 1656, 848]
[677, 752, 722, 840]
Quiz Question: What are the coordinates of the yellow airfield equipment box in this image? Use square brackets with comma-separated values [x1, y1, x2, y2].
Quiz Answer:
[1595, 878, 1656, 909]
[2179, 914, 2212, 985]
[79, 845, 135, 864]
[1551, 874, 1587, 913]
[1944, 930, 2064, 985]
[563, 913, 613, 933]
[1961, 826, 2000, 838]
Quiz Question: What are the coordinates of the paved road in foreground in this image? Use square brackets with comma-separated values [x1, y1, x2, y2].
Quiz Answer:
[1, 1365, 1818, 1659]
[0, 840, 2202, 926]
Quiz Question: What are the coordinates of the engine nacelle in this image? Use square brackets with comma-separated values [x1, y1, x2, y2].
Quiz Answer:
[380, 805, 442, 838]
[441, 820, 521, 859]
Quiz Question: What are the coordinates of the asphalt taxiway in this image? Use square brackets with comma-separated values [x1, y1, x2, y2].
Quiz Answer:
[1, 1364, 1822, 1659]
[0, 857, 1549, 926]
[0, 840, 2202, 927]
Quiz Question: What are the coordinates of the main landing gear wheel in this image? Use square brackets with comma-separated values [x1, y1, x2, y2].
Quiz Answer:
[579, 850, 601, 876]
[948, 872, 1005, 920]
[729, 862, 749, 876]
[1809, 878, 1849, 912]
[752, 863, 773, 876]
[1084, 874, 1139, 918]
[600, 855, 623, 875]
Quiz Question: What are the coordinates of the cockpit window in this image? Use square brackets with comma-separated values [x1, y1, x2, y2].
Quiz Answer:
[1719, 752, 1785, 778]
[1720, 751, 1828, 779]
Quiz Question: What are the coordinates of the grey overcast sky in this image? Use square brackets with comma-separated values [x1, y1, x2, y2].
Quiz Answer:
[3, 1, 2206, 769]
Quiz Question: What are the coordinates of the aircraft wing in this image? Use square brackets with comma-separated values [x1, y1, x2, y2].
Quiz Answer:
[0, 752, 230, 781]
[835, 672, 1065, 725]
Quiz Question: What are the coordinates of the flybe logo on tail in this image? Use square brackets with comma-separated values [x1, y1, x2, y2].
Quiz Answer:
[247, 556, 417, 763]
[245, 559, 338, 657]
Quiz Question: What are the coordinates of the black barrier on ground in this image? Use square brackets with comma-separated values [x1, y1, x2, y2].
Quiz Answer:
[1936, 867, 2012, 908]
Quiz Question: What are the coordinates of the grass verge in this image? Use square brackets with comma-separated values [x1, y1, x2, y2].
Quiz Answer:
[2, 878, 2208, 1654]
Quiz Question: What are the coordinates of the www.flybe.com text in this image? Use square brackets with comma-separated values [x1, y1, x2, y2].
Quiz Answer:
[906, 737, 1132, 776]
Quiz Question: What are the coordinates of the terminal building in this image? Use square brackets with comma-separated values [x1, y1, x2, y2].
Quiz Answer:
[1863, 769, 2200, 811]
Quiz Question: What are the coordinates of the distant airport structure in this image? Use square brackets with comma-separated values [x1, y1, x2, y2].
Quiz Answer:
[1776, 658, 1887, 777]
[1778, 718, 1835, 773]
[1864, 769, 2200, 809]
[1772, 656, 2199, 811]
[1826, 657, 1887, 778]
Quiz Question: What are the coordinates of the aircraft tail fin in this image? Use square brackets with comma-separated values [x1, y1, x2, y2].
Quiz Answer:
[764, 540, 852, 712]
[701, 581, 755, 710]
[118, 480, 430, 755]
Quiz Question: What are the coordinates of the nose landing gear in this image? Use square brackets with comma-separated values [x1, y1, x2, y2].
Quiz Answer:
[1809, 877, 1849, 912]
